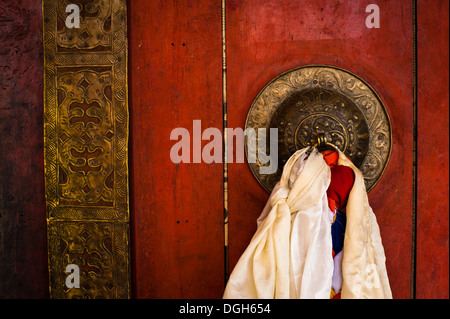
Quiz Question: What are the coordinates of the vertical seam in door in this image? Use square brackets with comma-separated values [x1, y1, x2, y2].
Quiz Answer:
[411, 0, 418, 300]
[222, 0, 229, 287]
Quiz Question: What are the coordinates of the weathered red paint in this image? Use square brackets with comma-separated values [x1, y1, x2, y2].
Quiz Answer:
[128, 0, 225, 298]
[0, 0, 48, 298]
[0, 0, 447, 300]
[226, 0, 414, 299]
[416, 0, 449, 299]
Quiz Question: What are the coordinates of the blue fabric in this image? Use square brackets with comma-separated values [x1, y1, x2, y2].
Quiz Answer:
[331, 209, 346, 255]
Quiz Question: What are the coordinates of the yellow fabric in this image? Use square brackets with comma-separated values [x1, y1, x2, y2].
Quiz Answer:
[223, 148, 392, 299]
[330, 288, 337, 299]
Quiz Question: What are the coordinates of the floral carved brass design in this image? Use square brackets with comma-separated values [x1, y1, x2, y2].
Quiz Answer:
[245, 65, 391, 193]
[58, 69, 115, 206]
[43, 0, 129, 298]
[57, 0, 113, 51]
[47, 221, 129, 299]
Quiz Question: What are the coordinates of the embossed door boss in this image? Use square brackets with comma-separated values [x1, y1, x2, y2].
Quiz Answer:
[43, 0, 130, 298]
[244, 65, 391, 193]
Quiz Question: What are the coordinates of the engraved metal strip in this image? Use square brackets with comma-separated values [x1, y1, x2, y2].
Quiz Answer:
[43, 0, 129, 298]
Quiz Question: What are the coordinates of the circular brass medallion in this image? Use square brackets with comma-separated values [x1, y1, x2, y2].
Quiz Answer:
[245, 65, 391, 193]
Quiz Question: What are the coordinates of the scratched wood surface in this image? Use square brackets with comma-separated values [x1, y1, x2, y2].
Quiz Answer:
[128, 0, 225, 298]
[0, 0, 48, 298]
[0, 0, 448, 299]
[416, 0, 449, 299]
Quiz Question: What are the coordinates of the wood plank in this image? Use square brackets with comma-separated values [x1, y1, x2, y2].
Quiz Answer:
[129, 0, 224, 298]
[0, 0, 48, 298]
[416, 0, 449, 299]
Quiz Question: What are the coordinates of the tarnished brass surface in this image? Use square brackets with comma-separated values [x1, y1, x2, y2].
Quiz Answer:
[43, 0, 129, 298]
[245, 65, 391, 193]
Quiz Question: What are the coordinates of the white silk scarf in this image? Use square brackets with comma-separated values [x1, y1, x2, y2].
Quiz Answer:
[223, 148, 392, 299]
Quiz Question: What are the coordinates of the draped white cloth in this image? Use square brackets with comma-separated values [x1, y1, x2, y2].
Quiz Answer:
[223, 148, 392, 299]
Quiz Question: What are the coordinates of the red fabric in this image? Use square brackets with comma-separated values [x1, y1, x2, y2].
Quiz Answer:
[321, 149, 339, 167]
[320, 150, 355, 211]
[327, 165, 355, 211]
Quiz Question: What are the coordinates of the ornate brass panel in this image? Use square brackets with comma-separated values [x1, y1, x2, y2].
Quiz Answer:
[43, 0, 129, 298]
[47, 221, 129, 298]
[245, 65, 391, 193]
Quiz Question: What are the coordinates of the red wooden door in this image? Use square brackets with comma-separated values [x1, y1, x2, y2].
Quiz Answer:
[0, 0, 446, 300]
[226, 0, 413, 299]
[128, 0, 448, 299]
